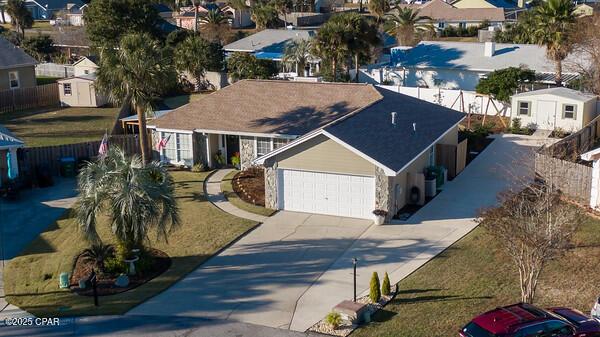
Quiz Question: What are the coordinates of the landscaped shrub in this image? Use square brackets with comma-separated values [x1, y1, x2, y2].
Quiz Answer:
[191, 163, 207, 172]
[370, 272, 381, 303]
[381, 271, 391, 296]
[325, 311, 343, 329]
[104, 257, 127, 275]
[81, 243, 115, 274]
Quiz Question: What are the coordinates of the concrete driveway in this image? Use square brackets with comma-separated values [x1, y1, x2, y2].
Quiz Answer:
[128, 211, 373, 329]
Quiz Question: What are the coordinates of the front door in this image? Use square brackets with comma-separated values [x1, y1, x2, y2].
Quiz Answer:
[536, 100, 557, 130]
[225, 135, 240, 165]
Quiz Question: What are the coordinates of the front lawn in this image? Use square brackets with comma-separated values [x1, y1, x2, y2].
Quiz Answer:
[0, 107, 120, 147]
[221, 170, 275, 217]
[3, 170, 257, 317]
[353, 215, 600, 337]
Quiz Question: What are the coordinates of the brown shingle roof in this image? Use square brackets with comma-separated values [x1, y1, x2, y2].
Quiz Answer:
[152, 80, 383, 136]
[398, 0, 505, 22]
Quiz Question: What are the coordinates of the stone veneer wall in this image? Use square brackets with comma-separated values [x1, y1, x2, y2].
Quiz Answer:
[240, 136, 255, 170]
[375, 167, 391, 221]
[264, 164, 278, 209]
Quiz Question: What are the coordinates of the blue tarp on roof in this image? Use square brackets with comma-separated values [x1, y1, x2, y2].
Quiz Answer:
[255, 52, 283, 60]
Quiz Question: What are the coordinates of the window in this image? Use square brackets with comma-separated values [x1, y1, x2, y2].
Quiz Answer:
[63, 83, 72, 95]
[160, 132, 193, 166]
[438, 22, 445, 29]
[162, 132, 177, 163]
[8, 71, 19, 89]
[256, 137, 271, 156]
[273, 138, 289, 149]
[518, 101, 531, 116]
[563, 104, 577, 119]
[459, 22, 467, 29]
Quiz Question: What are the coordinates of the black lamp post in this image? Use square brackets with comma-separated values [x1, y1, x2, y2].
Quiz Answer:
[352, 257, 358, 302]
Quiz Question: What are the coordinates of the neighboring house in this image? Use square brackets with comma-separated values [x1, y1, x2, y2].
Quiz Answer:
[173, 3, 252, 30]
[149, 80, 465, 221]
[361, 41, 583, 90]
[0, 125, 24, 182]
[57, 73, 107, 107]
[72, 56, 98, 76]
[396, 0, 505, 30]
[223, 29, 319, 77]
[63, 2, 87, 26]
[222, 5, 252, 28]
[24, 0, 85, 20]
[511, 87, 598, 132]
[0, 36, 37, 91]
[451, 0, 524, 9]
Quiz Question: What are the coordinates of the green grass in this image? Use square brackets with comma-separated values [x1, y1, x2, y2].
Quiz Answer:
[0, 107, 120, 147]
[353, 215, 600, 337]
[3, 171, 257, 317]
[36, 76, 61, 85]
[162, 93, 207, 110]
[221, 170, 275, 217]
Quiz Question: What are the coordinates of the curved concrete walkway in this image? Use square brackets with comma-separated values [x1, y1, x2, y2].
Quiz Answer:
[204, 169, 268, 223]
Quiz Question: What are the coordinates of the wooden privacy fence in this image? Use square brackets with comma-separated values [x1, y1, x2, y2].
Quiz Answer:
[546, 114, 600, 161]
[0, 84, 60, 114]
[534, 152, 593, 202]
[436, 138, 468, 179]
[19, 135, 142, 176]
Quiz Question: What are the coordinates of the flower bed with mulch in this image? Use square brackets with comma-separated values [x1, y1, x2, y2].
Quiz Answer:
[232, 167, 266, 206]
[70, 248, 171, 296]
[308, 285, 398, 337]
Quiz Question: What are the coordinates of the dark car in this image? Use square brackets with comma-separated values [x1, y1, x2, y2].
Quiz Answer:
[460, 303, 600, 337]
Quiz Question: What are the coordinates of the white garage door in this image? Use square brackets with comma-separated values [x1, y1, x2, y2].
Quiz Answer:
[277, 169, 375, 220]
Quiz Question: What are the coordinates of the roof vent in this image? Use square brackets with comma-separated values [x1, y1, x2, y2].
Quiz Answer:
[391, 111, 397, 125]
[413, 122, 416, 132]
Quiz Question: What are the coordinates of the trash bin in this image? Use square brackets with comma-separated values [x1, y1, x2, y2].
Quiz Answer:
[59, 157, 76, 177]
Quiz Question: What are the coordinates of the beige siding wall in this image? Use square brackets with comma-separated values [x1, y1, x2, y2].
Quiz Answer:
[389, 148, 431, 213]
[583, 99, 598, 126]
[0, 66, 36, 91]
[58, 79, 106, 107]
[439, 126, 459, 145]
[511, 94, 596, 132]
[267, 134, 376, 176]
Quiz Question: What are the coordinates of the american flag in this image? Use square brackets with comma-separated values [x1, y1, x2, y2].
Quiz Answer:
[98, 133, 109, 157]
[156, 134, 171, 151]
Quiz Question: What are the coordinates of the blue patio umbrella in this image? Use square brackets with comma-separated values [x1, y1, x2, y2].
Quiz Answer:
[7, 151, 14, 180]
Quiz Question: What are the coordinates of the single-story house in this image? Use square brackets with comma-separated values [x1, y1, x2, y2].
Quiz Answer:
[57, 73, 107, 107]
[361, 41, 584, 90]
[451, 0, 525, 9]
[396, 0, 505, 31]
[0, 36, 37, 91]
[223, 29, 319, 77]
[0, 125, 24, 183]
[511, 87, 598, 132]
[24, 0, 85, 20]
[149, 80, 465, 220]
[72, 56, 98, 76]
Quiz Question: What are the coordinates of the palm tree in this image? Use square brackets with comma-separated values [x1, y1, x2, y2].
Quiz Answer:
[271, 0, 291, 27]
[77, 147, 180, 259]
[337, 13, 381, 82]
[81, 243, 115, 274]
[6, 0, 32, 38]
[227, 0, 248, 27]
[96, 33, 175, 164]
[251, 4, 277, 30]
[385, 8, 433, 46]
[283, 39, 313, 77]
[313, 21, 350, 81]
[531, 0, 576, 85]
[368, 0, 389, 24]
[175, 34, 225, 90]
[200, 8, 231, 42]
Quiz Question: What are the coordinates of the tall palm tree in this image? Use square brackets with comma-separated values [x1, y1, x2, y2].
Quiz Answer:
[532, 0, 576, 85]
[313, 21, 350, 81]
[200, 8, 230, 42]
[6, 0, 32, 38]
[77, 147, 180, 259]
[283, 39, 313, 77]
[175, 34, 225, 89]
[340, 13, 381, 82]
[251, 4, 277, 30]
[368, 0, 389, 24]
[385, 8, 433, 46]
[96, 33, 175, 164]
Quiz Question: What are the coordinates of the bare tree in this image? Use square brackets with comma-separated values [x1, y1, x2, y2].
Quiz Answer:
[479, 174, 583, 303]
[570, 14, 600, 95]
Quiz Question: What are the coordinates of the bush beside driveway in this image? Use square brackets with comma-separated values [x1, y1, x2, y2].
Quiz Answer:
[3, 171, 257, 317]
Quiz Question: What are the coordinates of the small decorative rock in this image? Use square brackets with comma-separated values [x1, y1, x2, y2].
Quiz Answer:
[115, 274, 130, 288]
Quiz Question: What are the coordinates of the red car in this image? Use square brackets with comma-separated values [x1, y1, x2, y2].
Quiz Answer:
[460, 303, 600, 337]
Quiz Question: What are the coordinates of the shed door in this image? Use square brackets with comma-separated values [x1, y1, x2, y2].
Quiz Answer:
[277, 169, 375, 220]
[77, 82, 93, 107]
[536, 100, 557, 130]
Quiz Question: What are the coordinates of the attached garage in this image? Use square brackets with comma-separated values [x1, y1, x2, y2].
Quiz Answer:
[277, 169, 375, 219]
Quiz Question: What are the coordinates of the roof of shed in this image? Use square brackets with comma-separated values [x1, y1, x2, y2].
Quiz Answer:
[512, 87, 597, 101]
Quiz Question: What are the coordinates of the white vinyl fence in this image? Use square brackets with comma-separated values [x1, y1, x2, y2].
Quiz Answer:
[35, 63, 75, 78]
[377, 85, 511, 117]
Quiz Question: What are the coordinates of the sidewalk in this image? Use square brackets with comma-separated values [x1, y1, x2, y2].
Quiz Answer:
[204, 169, 268, 223]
